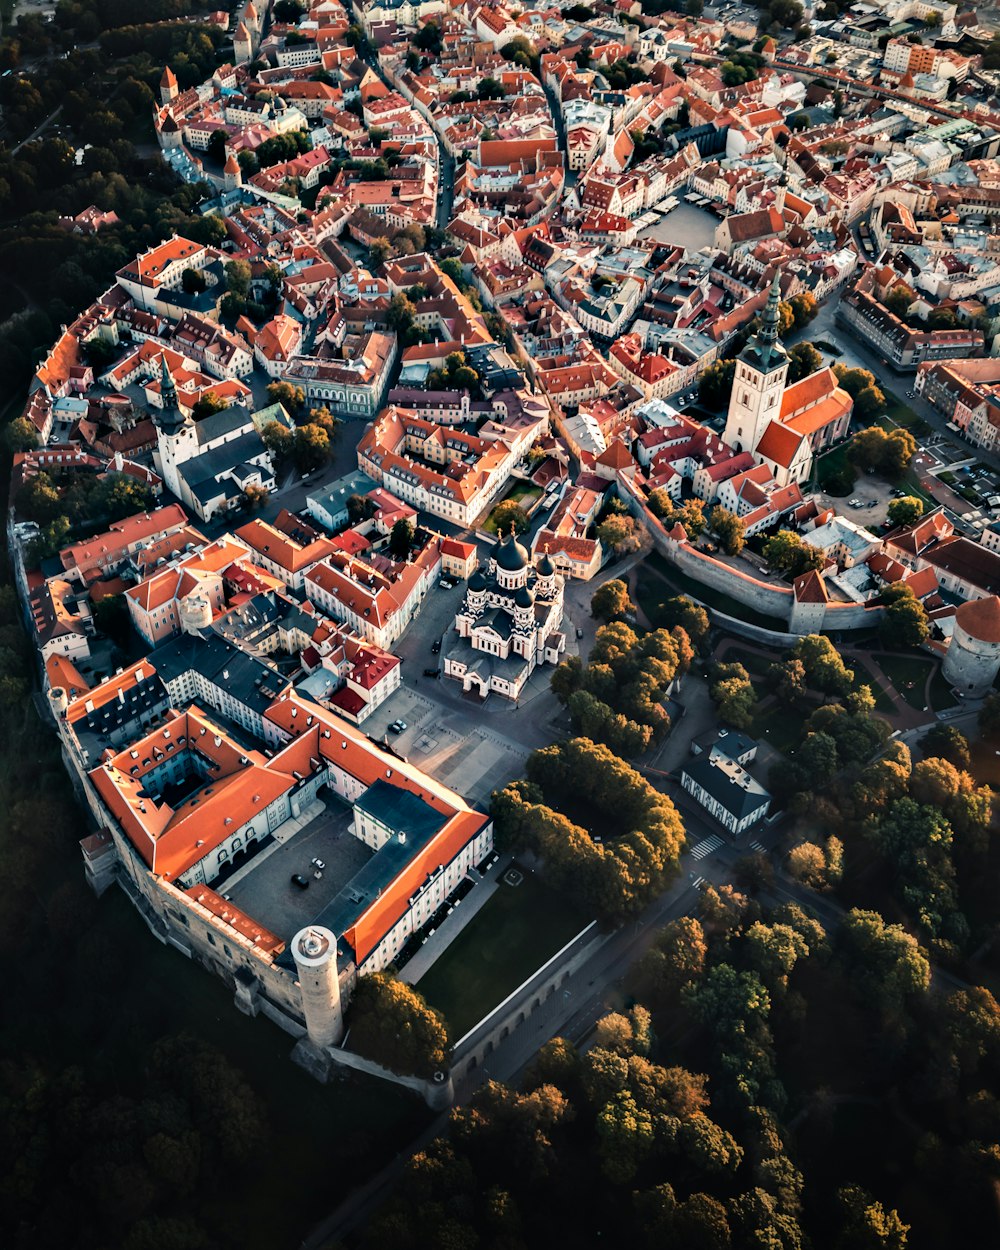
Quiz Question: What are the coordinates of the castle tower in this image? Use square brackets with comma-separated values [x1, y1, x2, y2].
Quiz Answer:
[233, 20, 252, 63]
[943, 596, 1000, 697]
[723, 272, 789, 455]
[160, 65, 178, 105]
[292, 926, 344, 1049]
[223, 150, 242, 192]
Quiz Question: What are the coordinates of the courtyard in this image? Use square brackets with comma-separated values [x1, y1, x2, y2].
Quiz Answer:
[224, 795, 371, 942]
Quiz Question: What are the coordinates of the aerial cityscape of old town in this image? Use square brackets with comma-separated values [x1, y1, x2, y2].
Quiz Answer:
[8, 0, 1000, 1246]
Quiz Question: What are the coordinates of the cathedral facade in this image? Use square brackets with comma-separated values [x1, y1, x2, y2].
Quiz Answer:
[443, 530, 566, 701]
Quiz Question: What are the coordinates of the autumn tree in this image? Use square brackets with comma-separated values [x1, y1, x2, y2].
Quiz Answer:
[491, 499, 529, 534]
[887, 495, 923, 528]
[591, 578, 633, 623]
[349, 972, 449, 1077]
[709, 506, 745, 556]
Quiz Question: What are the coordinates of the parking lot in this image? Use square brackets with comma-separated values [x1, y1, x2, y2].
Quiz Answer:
[225, 796, 371, 942]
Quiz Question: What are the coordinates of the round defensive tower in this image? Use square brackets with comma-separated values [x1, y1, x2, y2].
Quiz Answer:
[48, 686, 69, 718]
[180, 592, 213, 635]
[943, 595, 1000, 698]
[292, 925, 344, 1049]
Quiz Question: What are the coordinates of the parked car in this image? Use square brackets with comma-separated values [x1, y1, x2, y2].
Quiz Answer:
[388, 719, 407, 733]
[423, 668, 441, 678]
[311, 857, 326, 870]
[290, 874, 310, 890]
[431, 639, 441, 654]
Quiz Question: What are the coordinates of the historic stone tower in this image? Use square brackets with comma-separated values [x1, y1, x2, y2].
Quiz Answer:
[943, 596, 1000, 697]
[222, 150, 242, 193]
[292, 925, 344, 1050]
[160, 65, 178, 105]
[723, 272, 789, 455]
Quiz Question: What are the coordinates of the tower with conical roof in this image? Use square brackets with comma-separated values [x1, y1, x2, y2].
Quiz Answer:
[223, 149, 242, 192]
[723, 272, 789, 456]
[160, 64, 178, 105]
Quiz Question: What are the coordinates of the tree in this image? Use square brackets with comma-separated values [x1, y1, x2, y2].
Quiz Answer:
[243, 484, 269, 511]
[980, 691, 1000, 739]
[698, 359, 736, 411]
[768, 657, 807, 706]
[787, 341, 823, 383]
[265, 381, 304, 413]
[883, 287, 913, 321]
[836, 1185, 909, 1250]
[369, 238, 392, 269]
[713, 675, 756, 730]
[389, 519, 414, 559]
[879, 584, 929, 648]
[347, 493, 376, 525]
[709, 506, 745, 556]
[224, 259, 251, 298]
[413, 20, 442, 53]
[656, 596, 710, 645]
[349, 972, 449, 1077]
[763, 530, 825, 579]
[261, 420, 293, 460]
[648, 495, 706, 539]
[15, 473, 62, 524]
[833, 366, 878, 399]
[920, 724, 970, 770]
[855, 385, 887, 423]
[5, 415, 38, 452]
[181, 267, 207, 294]
[491, 499, 529, 534]
[887, 496, 923, 527]
[838, 909, 930, 1013]
[592, 579, 633, 623]
[597, 514, 641, 555]
[790, 634, 854, 695]
[477, 76, 506, 100]
[292, 423, 330, 473]
[789, 292, 818, 328]
[191, 391, 227, 421]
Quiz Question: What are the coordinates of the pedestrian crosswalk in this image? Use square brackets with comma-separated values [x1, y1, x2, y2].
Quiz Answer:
[749, 840, 767, 853]
[690, 835, 724, 861]
[692, 876, 706, 890]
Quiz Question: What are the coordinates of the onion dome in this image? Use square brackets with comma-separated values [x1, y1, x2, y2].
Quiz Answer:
[536, 549, 555, 577]
[468, 570, 487, 592]
[495, 529, 528, 571]
[514, 586, 535, 608]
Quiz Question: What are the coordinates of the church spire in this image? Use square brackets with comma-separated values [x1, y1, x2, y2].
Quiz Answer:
[160, 352, 177, 411]
[759, 271, 782, 346]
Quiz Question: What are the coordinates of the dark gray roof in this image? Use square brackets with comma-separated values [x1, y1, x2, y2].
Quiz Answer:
[682, 755, 770, 821]
[195, 405, 256, 446]
[150, 632, 288, 714]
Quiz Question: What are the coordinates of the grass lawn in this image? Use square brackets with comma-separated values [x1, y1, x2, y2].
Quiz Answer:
[750, 701, 803, 753]
[721, 646, 778, 680]
[928, 666, 959, 713]
[416, 870, 590, 1041]
[636, 553, 788, 633]
[483, 484, 541, 534]
[873, 652, 934, 710]
[969, 737, 1000, 789]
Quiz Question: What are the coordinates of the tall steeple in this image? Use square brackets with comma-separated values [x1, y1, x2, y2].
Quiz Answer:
[759, 271, 782, 349]
[721, 271, 790, 455]
[154, 353, 186, 435]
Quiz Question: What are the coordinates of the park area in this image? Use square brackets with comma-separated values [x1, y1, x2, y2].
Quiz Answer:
[416, 869, 589, 1040]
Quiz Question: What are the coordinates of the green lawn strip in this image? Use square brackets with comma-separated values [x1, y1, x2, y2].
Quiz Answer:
[415, 871, 590, 1041]
[749, 701, 802, 754]
[927, 666, 959, 713]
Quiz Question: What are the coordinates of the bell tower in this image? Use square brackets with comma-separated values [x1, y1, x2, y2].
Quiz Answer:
[723, 273, 789, 455]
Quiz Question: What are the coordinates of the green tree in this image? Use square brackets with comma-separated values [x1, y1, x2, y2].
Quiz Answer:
[592, 578, 633, 623]
[261, 420, 293, 460]
[292, 423, 330, 472]
[887, 496, 923, 527]
[597, 514, 641, 555]
[491, 499, 529, 534]
[787, 341, 823, 383]
[656, 596, 710, 645]
[224, 259, 251, 298]
[5, 415, 38, 452]
[190, 391, 227, 420]
[763, 530, 825, 579]
[879, 584, 929, 647]
[789, 292, 818, 327]
[349, 972, 449, 1077]
[369, 237, 392, 269]
[838, 909, 930, 1013]
[698, 359, 737, 410]
[790, 634, 854, 695]
[266, 381, 305, 413]
[648, 495, 706, 538]
[389, 518, 414, 559]
[836, 1185, 909, 1249]
[855, 385, 887, 423]
[709, 506, 745, 556]
[920, 724, 970, 770]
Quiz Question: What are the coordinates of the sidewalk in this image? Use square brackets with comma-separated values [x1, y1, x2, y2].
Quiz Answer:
[400, 858, 506, 985]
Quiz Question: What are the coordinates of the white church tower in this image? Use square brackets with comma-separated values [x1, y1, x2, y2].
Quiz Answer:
[723, 273, 789, 456]
[152, 353, 195, 499]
